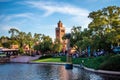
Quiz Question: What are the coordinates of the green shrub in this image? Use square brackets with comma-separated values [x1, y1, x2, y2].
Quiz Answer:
[61, 56, 66, 62]
[19, 48, 24, 54]
[99, 54, 120, 71]
[39, 55, 52, 59]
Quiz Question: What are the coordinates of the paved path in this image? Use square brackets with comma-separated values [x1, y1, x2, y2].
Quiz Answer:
[83, 66, 120, 75]
[10, 55, 41, 63]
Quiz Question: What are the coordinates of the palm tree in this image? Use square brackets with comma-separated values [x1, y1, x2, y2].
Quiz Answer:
[17, 32, 26, 53]
[34, 33, 42, 43]
[8, 28, 19, 39]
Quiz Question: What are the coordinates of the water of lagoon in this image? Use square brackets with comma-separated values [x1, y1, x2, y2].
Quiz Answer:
[0, 63, 120, 80]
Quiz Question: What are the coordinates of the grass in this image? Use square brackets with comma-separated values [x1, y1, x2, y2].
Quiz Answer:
[33, 56, 108, 69]
[33, 57, 64, 63]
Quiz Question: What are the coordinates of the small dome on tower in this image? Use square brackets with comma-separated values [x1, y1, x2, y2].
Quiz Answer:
[59, 20, 62, 23]
[58, 20, 63, 28]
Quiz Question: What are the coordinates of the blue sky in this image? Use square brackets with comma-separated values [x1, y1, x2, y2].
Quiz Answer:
[0, 0, 120, 39]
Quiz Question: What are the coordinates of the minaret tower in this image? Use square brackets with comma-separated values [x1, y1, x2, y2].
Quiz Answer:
[55, 20, 65, 43]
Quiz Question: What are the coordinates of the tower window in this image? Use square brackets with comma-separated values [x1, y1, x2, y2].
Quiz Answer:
[61, 30, 65, 33]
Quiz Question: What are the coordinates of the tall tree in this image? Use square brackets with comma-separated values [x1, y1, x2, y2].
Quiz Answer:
[88, 6, 120, 51]
[17, 32, 26, 53]
[33, 33, 42, 43]
[8, 28, 19, 38]
[26, 32, 33, 48]
[70, 26, 82, 53]
[39, 35, 53, 54]
[53, 39, 63, 53]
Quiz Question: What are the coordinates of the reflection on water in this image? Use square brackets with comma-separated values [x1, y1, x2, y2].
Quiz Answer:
[0, 63, 120, 80]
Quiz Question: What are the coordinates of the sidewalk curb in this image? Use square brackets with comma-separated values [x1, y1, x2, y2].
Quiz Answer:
[83, 66, 120, 75]
[73, 64, 120, 75]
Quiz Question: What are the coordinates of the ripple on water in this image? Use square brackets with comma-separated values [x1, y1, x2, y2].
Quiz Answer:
[0, 63, 119, 80]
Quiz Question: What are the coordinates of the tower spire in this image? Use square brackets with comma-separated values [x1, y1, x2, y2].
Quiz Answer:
[58, 20, 63, 28]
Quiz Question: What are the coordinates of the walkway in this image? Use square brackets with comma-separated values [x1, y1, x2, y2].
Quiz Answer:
[83, 66, 120, 75]
[10, 55, 41, 63]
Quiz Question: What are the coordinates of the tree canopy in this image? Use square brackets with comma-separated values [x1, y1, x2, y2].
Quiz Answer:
[66, 6, 120, 55]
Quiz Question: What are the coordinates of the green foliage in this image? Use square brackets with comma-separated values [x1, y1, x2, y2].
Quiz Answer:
[38, 36, 53, 54]
[8, 28, 55, 55]
[17, 32, 27, 48]
[52, 39, 63, 53]
[88, 6, 120, 51]
[99, 54, 120, 71]
[67, 26, 92, 53]
[71, 56, 108, 69]
[34, 45, 40, 51]
[2, 42, 10, 48]
[61, 56, 66, 62]
[19, 48, 24, 54]
[33, 33, 41, 42]
[39, 55, 53, 59]
[0, 42, 2, 47]
[69, 26, 83, 52]
[10, 40, 19, 45]
[61, 55, 111, 69]
[8, 28, 19, 38]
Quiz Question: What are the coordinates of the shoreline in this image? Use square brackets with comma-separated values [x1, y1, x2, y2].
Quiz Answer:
[9, 55, 120, 76]
[29, 62, 120, 76]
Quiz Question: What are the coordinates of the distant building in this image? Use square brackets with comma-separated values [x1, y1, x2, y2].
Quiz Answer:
[0, 36, 9, 43]
[55, 21, 67, 52]
[0, 36, 19, 49]
[23, 44, 30, 53]
[56, 20, 65, 43]
[10, 44, 19, 49]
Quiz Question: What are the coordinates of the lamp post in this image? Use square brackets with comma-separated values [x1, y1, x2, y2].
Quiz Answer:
[66, 38, 72, 63]
[64, 33, 73, 69]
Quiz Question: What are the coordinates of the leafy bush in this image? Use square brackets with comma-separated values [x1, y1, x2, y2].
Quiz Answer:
[61, 55, 111, 69]
[99, 54, 120, 71]
[19, 48, 24, 54]
[39, 55, 52, 59]
[61, 56, 66, 62]
[61, 54, 120, 71]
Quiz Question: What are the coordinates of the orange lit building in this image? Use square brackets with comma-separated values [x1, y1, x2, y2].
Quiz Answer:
[55, 21, 67, 52]
[10, 44, 19, 49]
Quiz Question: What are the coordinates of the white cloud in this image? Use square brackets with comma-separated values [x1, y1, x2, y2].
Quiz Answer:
[1, 13, 33, 22]
[24, 1, 91, 29]
[25, 1, 90, 16]
[0, 25, 20, 32]
[71, 16, 91, 30]
[0, 13, 33, 34]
